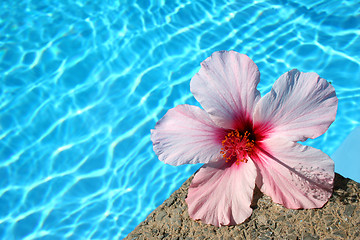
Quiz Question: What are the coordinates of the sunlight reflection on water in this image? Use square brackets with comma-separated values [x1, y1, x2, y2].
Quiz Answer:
[0, 0, 359, 239]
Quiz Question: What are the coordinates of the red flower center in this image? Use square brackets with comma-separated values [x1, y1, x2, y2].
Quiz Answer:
[220, 130, 255, 165]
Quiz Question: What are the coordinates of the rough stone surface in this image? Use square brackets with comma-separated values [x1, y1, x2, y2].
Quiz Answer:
[125, 173, 360, 240]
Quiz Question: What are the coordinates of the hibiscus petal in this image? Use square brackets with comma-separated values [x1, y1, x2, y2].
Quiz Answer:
[253, 69, 338, 142]
[186, 159, 257, 226]
[190, 50, 261, 129]
[254, 137, 334, 209]
[151, 104, 224, 166]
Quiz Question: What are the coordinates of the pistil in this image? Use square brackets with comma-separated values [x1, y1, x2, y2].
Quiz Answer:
[220, 130, 255, 165]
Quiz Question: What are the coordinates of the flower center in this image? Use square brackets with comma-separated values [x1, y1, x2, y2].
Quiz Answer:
[220, 130, 255, 165]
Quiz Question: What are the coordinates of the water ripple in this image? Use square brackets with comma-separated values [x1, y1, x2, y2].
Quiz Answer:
[0, 0, 359, 239]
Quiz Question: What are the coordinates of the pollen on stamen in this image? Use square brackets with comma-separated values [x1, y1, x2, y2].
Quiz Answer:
[220, 130, 255, 165]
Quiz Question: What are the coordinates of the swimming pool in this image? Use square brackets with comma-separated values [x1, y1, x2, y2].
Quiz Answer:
[0, 0, 359, 239]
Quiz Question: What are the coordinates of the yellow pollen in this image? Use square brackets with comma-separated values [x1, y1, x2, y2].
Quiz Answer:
[220, 130, 255, 165]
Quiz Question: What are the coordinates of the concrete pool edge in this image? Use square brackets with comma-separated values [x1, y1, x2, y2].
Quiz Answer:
[125, 173, 360, 239]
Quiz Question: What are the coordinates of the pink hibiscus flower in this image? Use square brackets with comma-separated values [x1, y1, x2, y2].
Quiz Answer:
[151, 51, 338, 227]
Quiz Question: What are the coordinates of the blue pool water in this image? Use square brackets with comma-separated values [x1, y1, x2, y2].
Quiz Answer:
[1, 0, 359, 239]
